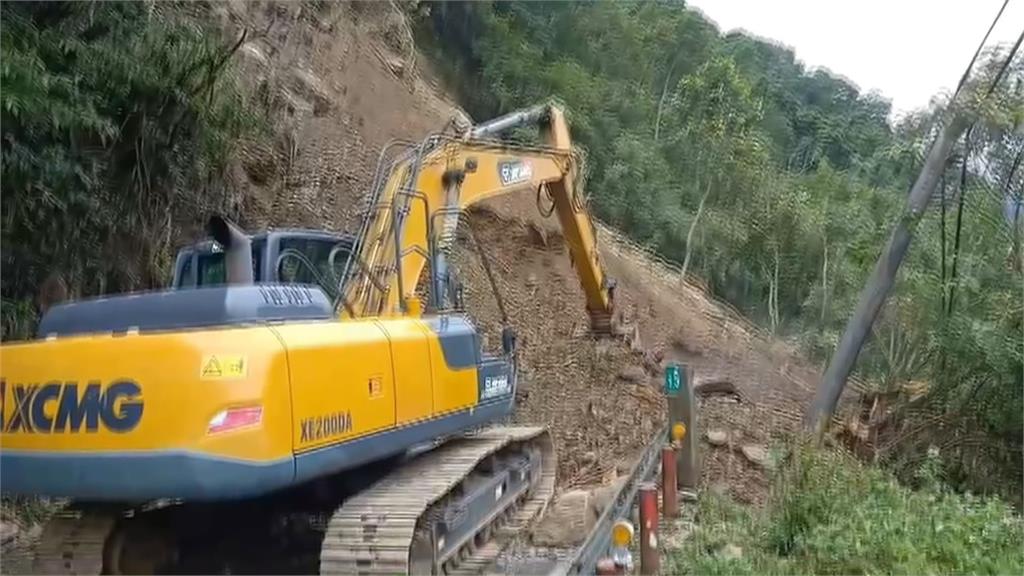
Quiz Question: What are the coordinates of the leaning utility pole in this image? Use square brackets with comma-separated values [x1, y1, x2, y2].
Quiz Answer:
[804, 1, 1017, 435]
[804, 113, 969, 434]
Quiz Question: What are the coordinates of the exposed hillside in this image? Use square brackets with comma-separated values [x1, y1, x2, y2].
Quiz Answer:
[0, 2, 820, 543]
[195, 0, 1024, 516]
[209, 0, 464, 232]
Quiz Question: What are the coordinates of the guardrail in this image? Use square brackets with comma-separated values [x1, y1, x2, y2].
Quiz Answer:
[563, 423, 668, 575]
[556, 362, 699, 575]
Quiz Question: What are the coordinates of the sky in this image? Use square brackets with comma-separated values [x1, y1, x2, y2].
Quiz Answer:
[686, 0, 1024, 120]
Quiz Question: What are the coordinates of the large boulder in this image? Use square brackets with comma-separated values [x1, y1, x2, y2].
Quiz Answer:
[617, 365, 647, 383]
[741, 445, 773, 469]
[532, 489, 592, 546]
[706, 430, 729, 446]
[589, 476, 628, 518]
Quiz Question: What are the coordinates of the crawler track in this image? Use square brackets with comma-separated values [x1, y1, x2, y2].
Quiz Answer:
[319, 426, 555, 575]
[27, 427, 554, 575]
[31, 510, 115, 575]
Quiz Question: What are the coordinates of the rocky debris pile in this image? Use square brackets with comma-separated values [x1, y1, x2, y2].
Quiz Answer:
[207, 0, 465, 234]
[209, 0, 823, 512]
[453, 202, 822, 508]
[530, 476, 628, 547]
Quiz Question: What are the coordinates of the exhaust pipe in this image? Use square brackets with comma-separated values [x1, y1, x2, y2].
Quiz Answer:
[468, 103, 549, 139]
[207, 215, 254, 285]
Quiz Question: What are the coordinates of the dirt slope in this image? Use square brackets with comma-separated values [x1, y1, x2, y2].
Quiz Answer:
[210, 0, 465, 232]
[214, 0, 823, 505]
[456, 204, 820, 505]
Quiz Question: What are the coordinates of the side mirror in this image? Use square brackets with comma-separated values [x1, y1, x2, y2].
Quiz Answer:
[501, 326, 517, 356]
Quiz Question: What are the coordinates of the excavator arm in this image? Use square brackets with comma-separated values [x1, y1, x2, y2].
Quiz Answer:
[341, 103, 615, 331]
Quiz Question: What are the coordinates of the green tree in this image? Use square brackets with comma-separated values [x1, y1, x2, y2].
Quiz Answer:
[1, 1, 253, 339]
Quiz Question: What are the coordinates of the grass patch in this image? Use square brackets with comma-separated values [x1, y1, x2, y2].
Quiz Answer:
[671, 444, 1023, 575]
[0, 496, 60, 529]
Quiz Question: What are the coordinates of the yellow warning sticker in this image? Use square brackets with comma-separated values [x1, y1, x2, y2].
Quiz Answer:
[200, 355, 247, 380]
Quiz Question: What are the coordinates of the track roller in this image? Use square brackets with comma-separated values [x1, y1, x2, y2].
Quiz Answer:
[31, 507, 178, 575]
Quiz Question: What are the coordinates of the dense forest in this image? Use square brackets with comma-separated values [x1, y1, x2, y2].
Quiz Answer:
[1, 1, 254, 338]
[416, 0, 1023, 500]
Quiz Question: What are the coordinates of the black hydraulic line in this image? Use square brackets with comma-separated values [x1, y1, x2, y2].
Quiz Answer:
[336, 139, 417, 315]
[391, 197, 406, 313]
[275, 249, 337, 299]
[465, 216, 509, 326]
[536, 184, 556, 218]
[328, 244, 359, 318]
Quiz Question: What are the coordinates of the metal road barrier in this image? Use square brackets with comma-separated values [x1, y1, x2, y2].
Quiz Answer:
[555, 362, 699, 576]
[561, 423, 668, 575]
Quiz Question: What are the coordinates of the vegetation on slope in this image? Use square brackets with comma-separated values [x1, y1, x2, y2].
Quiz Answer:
[671, 445, 1023, 575]
[416, 0, 1023, 501]
[1, 1, 254, 339]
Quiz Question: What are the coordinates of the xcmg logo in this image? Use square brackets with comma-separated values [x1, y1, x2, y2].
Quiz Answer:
[0, 379, 143, 433]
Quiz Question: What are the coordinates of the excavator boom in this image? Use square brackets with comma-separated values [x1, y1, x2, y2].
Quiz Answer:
[341, 103, 615, 331]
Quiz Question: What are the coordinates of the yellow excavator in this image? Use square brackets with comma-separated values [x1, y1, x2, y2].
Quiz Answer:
[0, 103, 616, 574]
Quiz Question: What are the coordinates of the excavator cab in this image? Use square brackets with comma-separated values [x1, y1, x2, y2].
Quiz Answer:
[171, 229, 357, 298]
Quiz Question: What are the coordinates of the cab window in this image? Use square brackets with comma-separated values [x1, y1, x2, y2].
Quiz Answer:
[190, 240, 264, 287]
[196, 253, 226, 286]
[277, 238, 348, 289]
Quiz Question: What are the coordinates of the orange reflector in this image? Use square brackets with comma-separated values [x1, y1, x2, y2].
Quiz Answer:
[672, 422, 687, 442]
[208, 406, 263, 434]
[611, 519, 634, 547]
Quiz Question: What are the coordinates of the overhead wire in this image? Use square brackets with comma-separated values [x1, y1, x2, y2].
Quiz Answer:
[951, 0, 1009, 102]
[940, 4, 1021, 317]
